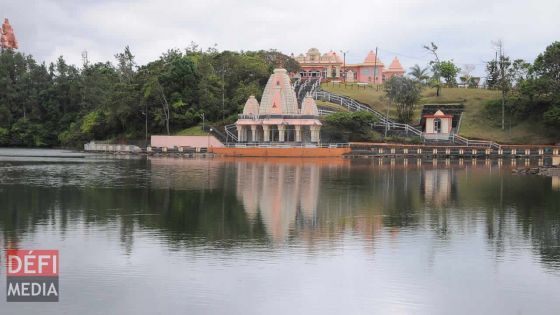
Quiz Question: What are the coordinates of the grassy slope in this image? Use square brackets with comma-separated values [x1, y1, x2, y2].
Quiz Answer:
[322, 83, 555, 144]
[175, 125, 207, 136]
[316, 100, 349, 112]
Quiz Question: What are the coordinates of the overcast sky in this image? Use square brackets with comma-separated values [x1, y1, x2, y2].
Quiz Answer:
[3, 0, 559, 76]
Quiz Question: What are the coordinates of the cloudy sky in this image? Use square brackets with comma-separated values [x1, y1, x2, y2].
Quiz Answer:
[3, 0, 559, 76]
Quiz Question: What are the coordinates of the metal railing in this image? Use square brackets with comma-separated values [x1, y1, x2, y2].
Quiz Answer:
[452, 134, 500, 149]
[318, 109, 336, 116]
[224, 124, 238, 142]
[224, 142, 350, 148]
[314, 90, 422, 136]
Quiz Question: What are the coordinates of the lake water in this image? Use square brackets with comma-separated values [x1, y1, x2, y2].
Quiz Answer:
[0, 148, 559, 314]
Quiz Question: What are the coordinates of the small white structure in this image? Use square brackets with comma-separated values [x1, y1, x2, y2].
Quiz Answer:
[423, 110, 453, 140]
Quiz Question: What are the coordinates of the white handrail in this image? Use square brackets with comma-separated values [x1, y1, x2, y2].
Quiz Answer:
[314, 90, 422, 136]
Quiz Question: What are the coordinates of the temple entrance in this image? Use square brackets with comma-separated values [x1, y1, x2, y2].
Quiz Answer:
[284, 126, 296, 142]
[268, 125, 279, 142]
[434, 118, 442, 133]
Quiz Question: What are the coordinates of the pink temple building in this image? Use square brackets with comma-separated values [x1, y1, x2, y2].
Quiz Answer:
[1, 18, 18, 50]
[235, 68, 322, 143]
[294, 48, 405, 83]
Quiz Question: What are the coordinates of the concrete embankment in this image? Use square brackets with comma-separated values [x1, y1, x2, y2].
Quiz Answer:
[347, 142, 560, 159]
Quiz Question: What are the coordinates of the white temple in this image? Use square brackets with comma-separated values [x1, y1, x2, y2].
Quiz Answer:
[235, 68, 322, 143]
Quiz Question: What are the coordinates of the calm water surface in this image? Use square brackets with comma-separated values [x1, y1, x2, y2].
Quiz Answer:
[0, 148, 559, 314]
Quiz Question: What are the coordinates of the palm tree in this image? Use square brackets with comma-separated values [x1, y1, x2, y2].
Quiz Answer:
[408, 64, 430, 85]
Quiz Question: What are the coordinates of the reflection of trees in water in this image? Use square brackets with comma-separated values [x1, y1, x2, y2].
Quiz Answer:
[0, 159, 559, 270]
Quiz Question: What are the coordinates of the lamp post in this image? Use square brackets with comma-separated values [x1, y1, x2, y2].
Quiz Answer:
[340, 50, 348, 83]
[208, 128, 213, 151]
[199, 112, 205, 132]
[220, 64, 228, 122]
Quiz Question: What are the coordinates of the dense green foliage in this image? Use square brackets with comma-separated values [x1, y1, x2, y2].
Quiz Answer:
[436, 61, 461, 87]
[0, 46, 300, 147]
[321, 111, 378, 142]
[384, 76, 422, 123]
[485, 41, 560, 133]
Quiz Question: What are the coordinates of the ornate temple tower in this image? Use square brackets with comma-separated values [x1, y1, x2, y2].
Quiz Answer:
[235, 68, 322, 143]
[1, 18, 18, 50]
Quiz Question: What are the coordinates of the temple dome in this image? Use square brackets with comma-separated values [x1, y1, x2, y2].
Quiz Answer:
[242, 95, 259, 116]
[301, 95, 319, 116]
[387, 57, 404, 71]
[259, 68, 299, 115]
[363, 51, 383, 65]
[322, 50, 342, 63]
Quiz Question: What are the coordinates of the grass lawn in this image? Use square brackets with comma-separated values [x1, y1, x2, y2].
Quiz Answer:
[322, 83, 555, 144]
[175, 125, 207, 136]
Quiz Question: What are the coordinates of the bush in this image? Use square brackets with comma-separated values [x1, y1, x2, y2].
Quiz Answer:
[9, 118, 49, 147]
[385, 135, 423, 144]
[543, 105, 560, 129]
[483, 99, 515, 126]
[0, 127, 9, 145]
[322, 111, 377, 142]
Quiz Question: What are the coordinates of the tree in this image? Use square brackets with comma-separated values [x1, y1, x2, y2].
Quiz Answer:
[487, 40, 530, 130]
[486, 59, 499, 89]
[408, 64, 430, 85]
[436, 61, 461, 87]
[423, 42, 442, 96]
[532, 41, 560, 94]
[384, 76, 422, 123]
[532, 41, 560, 130]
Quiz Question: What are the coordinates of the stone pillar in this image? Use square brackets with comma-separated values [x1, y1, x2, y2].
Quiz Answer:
[263, 125, 270, 142]
[237, 126, 243, 142]
[251, 125, 257, 142]
[278, 124, 286, 142]
[310, 125, 321, 143]
[335, 66, 340, 78]
[295, 125, 302, 142]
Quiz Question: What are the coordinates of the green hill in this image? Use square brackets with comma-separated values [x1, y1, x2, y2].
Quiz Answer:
[321, 83, 555, 144]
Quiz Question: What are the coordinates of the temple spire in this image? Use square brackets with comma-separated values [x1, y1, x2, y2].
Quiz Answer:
[1, 18, 18, 50]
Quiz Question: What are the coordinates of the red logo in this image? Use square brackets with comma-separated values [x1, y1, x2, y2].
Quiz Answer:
[5, 249, 60, 302]
[6, 250, 59, 277]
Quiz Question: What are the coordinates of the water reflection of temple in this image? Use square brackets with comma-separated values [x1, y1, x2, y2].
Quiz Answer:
[553, 176, 560, 191]
[235, 159, 321, 242]
[421, 168, 456, 207]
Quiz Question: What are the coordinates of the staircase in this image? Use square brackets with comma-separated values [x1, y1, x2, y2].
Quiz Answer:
[295, 78, 321, 106]
[312, 87, 501, 148]
[312, 89, 423, 137]
[224, 124, 238, 142]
